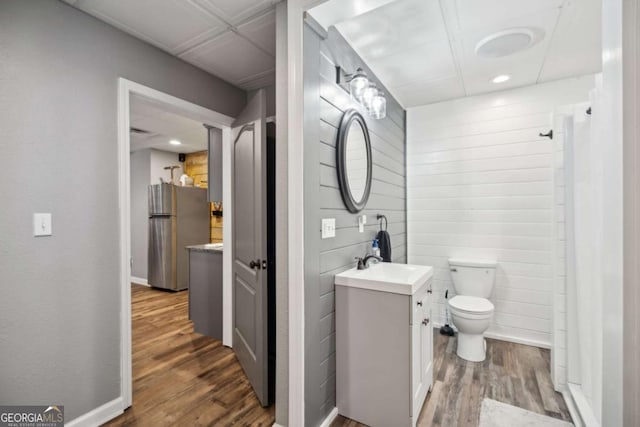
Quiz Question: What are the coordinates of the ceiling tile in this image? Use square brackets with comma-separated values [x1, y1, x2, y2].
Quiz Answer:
[538, 0, 602, 81]
[452, 0, 564, 33]
[190, 0, 279, 25]
[335, 0, 448, 60]
[366, 39, 457, 87]
[391, 76, 466, 108]
[78, 0, 227, 54]
[180, 31, 275, 88]
[237, 9, 276, 56]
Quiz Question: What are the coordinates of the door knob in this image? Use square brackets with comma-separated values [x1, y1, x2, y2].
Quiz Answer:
[249, 259, 261, 270]
[422, 318, 430, 326]
[417, 301, 423, 306]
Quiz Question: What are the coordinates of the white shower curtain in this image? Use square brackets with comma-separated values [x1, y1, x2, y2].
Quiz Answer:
[565, 78, 603, 424]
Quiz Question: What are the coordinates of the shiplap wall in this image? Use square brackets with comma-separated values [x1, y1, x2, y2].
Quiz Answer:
[551, 107, 574, 390]
[303, 25, 407, 426]
[407, 76, 594, 348]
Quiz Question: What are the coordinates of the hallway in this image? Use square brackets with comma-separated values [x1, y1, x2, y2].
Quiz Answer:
[104, 285, 274, 426]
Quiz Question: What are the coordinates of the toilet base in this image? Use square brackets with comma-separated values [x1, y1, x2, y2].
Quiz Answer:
[456, 332, 487, 362]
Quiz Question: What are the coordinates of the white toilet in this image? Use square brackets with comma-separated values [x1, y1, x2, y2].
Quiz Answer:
[447, 258, 497, 362]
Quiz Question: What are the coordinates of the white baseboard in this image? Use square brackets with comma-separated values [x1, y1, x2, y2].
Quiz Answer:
[431, 322, 551, 349]
[130, 276, 149, 286]
[319, 407, 338, 427]
[566, 383, 600, 427]
[562, 388, 584, 427]
[66, 397, 124, 427]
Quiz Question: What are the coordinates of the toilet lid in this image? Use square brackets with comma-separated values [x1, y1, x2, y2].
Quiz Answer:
[449, 295, 494, 314]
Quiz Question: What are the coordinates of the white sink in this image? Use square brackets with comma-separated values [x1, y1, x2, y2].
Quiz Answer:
[335, 262, 433, 295]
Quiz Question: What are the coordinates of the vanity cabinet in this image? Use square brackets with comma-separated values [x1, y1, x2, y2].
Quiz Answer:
[336, 269, 433, 427]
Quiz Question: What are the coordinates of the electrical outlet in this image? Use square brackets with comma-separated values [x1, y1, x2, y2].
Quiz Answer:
[321, 218, 336, 239]
[33, 213, 52, 237]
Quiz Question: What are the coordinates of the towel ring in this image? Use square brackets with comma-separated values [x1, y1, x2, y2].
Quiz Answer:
[377, 214, 388, 231]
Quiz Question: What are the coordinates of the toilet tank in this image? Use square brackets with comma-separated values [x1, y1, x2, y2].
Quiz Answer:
[448, 259, 497, 298]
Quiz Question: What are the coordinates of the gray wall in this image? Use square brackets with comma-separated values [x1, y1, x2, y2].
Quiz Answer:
[0, 0, 246, 421]
[130, 150, 151, 280]
[303, 25, 407, 426]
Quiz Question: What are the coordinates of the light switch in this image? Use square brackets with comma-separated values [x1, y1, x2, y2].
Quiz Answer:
[358, 215, 367, 233]
[33, 213, 52, 237]
[321, 218, 336, 239]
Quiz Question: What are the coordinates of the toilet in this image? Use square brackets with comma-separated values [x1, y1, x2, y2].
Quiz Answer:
[447, 258, 497, 362]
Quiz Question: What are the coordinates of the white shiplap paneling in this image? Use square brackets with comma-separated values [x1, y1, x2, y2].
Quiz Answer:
[407, 76, 594, 347]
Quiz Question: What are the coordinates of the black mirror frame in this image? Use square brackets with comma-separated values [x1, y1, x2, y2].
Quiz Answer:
[336, 109, 373, 213]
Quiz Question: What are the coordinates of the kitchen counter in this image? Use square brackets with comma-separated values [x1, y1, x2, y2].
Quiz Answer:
[186, 243, 223, 253]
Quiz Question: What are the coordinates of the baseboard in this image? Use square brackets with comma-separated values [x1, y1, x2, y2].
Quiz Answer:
[431, 322, 551, 349]
[562, 388, 584, 427]
[566, 383, 600, 427]
[66, 396, 124, 427]
[130, 276, 149, 286]
[319, 407, 339, 427]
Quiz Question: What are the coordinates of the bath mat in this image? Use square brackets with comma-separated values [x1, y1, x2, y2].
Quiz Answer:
[479, 398, 573, 427]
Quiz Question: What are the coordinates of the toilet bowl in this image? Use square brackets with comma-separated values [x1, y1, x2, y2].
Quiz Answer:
[448, 295, 494, 362]
[448, 258, 497, 362]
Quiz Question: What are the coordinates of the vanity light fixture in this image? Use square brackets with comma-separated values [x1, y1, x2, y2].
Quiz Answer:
[169, 139, 182, 145]
[336, 65, 387, 120]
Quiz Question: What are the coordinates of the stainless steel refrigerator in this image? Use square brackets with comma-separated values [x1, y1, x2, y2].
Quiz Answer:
[148, 183, 209, 291]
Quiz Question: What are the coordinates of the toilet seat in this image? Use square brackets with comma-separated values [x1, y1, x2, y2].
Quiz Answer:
[449, 295, 494, 317]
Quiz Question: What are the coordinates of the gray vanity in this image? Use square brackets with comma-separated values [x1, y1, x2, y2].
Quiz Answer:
[186, 244, 223, 341]
[335, 263, 434, 427]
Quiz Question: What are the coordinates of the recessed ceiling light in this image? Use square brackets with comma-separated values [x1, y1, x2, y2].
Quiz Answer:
[169, 139, 182, 146]
[492, 75, 511, 84]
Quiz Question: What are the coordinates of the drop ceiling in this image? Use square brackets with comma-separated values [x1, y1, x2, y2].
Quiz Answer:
[130, 95, 208, 154]
[309, 0, 602, 107]
[62, 0, 280, 90]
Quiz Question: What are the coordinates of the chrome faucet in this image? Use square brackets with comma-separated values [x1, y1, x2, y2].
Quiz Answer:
[355, 254, 382, 270]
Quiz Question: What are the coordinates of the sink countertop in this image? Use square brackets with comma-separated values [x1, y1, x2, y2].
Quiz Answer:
[335, 262, 433, 295]
[186, 243, 223, 253]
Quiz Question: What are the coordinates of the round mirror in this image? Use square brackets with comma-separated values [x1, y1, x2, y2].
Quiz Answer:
[336, 109, 372, 213]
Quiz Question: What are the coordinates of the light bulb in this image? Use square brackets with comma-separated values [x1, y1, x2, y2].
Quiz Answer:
[370, 92, 386, 119]
[362, 83, 378, 110]
[349, 68, 369, 102]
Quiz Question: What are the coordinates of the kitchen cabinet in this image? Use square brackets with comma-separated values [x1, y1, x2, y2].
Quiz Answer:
[186, 245, 223, 340]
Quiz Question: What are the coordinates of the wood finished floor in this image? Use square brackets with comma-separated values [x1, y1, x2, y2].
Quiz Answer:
[333, 331, 572, 427]
[103, 284, 274, 427]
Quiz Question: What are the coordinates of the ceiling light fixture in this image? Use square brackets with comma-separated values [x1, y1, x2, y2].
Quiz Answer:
[169, 139, 182, 146]
[492, 74, 511, 84]
[476, 28, 541, 58]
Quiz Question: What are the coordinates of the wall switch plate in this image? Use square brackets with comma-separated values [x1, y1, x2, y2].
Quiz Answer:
[33, 213, 52, 237]
[358, 215, 367, 233]
[321, 218, 336, 239]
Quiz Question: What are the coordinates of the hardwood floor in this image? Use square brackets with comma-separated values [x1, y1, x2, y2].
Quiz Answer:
[332, 331, 572, 427]
[103, 284, 274, 427]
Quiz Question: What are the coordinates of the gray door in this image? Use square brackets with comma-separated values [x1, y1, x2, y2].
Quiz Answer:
[232, 89, 269, 406]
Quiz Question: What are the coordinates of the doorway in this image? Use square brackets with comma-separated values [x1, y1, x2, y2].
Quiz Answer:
[115, 79, 276, 423]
